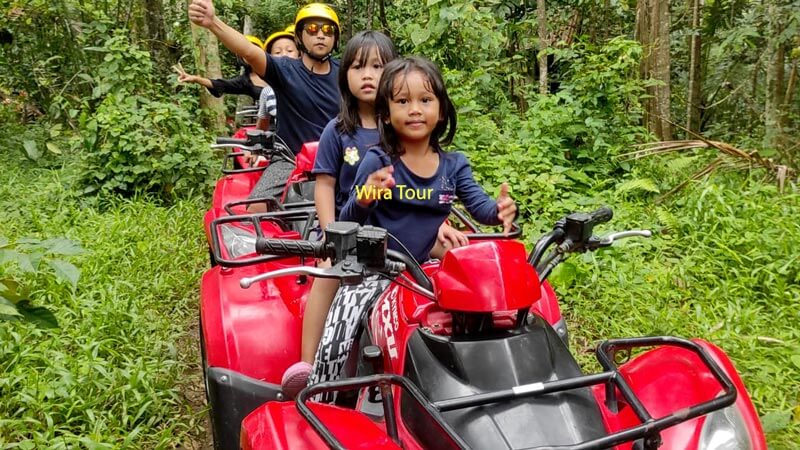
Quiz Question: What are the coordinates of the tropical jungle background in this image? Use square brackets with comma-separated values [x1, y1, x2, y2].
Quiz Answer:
[1, 0, 798, 448]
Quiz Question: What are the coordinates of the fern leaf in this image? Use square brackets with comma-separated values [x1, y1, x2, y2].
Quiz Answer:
[616, 178, 660, 194]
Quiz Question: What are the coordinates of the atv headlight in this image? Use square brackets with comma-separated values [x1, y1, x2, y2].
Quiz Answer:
[220, 224, 257, 259]
[698, 404, 752, 450]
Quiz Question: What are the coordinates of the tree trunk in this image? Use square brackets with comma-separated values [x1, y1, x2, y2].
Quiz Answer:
[686, 0, 702, 134]
[379, 0, 390, 36]
[537, 0, 548, 95]
[366, 0, 374, 30]
[143, 0, 166, 64]
[189, 22, 226, 133]
[653, 0, 672, 140]
[636, 0, 672, 140]
[346, 0, 354, 41]
[240, 10, 255, 111]
[764, 2, 785, 151]
[785, 58, 797, 107]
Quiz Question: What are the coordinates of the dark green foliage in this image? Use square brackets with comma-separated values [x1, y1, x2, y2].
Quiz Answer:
[0, 0, 798, 446]
[76, 91, 216, 199]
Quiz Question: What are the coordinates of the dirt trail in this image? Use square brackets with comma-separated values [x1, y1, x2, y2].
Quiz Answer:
[179, 316, 214, 450]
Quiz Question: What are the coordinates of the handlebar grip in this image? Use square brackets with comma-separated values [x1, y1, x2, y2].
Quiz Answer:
[255, 238, 332, 259]
[215, 137, 248, 145]
[587, 206, 613, 226]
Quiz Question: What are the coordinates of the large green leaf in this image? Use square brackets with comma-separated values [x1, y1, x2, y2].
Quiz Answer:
[42, 238, 85, 256]
[0, 297, 22, 317]
[15, 301, 59, 329]
[47, 260, 80, 289]
[0, 250, 36, 272]
[761, 410, 791, 433]
[0, 278, 28, 302]
[23, 140, 41, 160]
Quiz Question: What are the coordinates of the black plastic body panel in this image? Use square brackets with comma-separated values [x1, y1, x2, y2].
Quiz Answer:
[206, 367, 282, 450]
[401, 315, 607, 449]
[285, 180, 316, 204]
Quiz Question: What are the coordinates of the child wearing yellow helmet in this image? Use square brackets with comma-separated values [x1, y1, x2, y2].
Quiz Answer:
[176, 35, 266, 102]
[256, 26, 299, 133]
[264, 25, 298, 57]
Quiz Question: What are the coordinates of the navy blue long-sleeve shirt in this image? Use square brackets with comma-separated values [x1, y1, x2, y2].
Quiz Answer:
[340, 147, 500, 262]
[261, 55, 340, 154]
[206, 73, 263, 101]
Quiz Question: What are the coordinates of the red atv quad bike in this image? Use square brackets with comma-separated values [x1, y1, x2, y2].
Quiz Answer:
[213, 207, 766, 450]
[201, 209, 569, 449]
[203, 132, 319, 259]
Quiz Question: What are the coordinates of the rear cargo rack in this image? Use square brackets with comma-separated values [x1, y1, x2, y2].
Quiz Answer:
[297, 336, 736, 450]
[210, 209, 318, 267]
[297, 374, 469, 450]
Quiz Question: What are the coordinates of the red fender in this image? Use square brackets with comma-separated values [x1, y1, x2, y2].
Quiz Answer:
[240, 401, 403, 450]
[200, 262, 312, 382]
[591, 339, 766, 450]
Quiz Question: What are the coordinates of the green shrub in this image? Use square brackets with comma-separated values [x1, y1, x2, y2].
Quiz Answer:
[76, 92, 216, 200]
[74, 32, 216, 201]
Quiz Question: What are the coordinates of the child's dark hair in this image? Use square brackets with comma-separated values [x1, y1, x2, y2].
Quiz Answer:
[375, 57, 457, 158]
[336, 31, 398, 135]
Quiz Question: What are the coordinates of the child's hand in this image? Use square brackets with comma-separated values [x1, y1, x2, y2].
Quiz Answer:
[496, 183, 517, 235]
[438, 222, 468, 249]
[358, 166, 395, 206]
[188, 0, 216, 28]
[172, 64, 191, 83]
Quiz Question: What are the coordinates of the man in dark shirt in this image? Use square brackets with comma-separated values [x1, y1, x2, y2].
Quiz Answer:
[189, 1, 340, 155]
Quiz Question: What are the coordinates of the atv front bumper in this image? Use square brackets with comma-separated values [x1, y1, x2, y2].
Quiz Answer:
[206, 367, 283, 450]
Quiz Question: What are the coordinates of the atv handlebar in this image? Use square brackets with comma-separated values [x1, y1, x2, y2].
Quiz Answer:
[239, 223, 435, 293]
[529, 206, 652, 281]
[595, 230, 652, 247]
[255, 238, 333, 260]
[215, 137, 248, 146]
[587, 205, 613, 226]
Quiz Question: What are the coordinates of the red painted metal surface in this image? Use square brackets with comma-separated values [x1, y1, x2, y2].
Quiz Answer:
[432, 240, 541, 312]
[531, 281, 562, 327]
[591, 339, 765, 450]
[240, 401, 403, 450]
[200, 260, 312, 382]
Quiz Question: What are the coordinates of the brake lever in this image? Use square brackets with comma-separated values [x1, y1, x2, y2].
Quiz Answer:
[597, 230, 653, 246]
[240, 267, 332, 288]
[210, 143, 259, 151]
[239, 262, 368, 288]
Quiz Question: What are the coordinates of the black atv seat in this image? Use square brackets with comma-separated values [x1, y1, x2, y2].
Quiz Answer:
[401, 315, 607, 449]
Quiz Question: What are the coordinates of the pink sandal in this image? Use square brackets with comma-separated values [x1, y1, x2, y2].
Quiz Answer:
[281, 361, 312, 399]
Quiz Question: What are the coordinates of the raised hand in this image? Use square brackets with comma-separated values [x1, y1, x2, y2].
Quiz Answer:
[357, 166, 395, 206]
[188, 0, 216, 28]
[496, 182, 516, 235]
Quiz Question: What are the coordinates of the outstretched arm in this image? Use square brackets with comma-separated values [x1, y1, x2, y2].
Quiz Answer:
[188, 0, 267, 76]
[174, 64, 213, 88]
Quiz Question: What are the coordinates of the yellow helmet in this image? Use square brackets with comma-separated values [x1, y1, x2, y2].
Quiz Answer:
[265, 26, 295, 54]
[294, 3, 339, 28]
[245, 35, 265, 50]
[294, 3, 340, 49]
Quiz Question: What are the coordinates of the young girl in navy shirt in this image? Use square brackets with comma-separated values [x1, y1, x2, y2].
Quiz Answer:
[280, 31, 397, 396]
[341, 56, 517, 262]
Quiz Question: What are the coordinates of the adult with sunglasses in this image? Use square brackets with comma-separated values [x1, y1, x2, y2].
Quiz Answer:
[188, 1, 341, 156]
